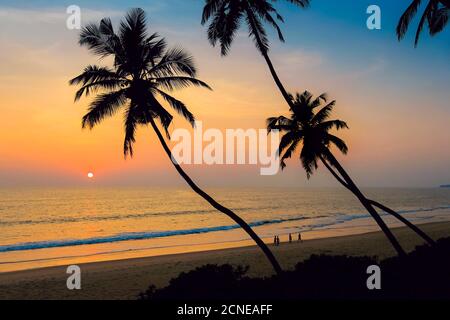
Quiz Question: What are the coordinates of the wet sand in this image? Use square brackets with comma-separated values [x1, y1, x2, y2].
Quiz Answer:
[0, 221, 449, 300]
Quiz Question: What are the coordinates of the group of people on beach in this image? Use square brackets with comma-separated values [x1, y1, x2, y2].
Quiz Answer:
[274, 233, 302, 246]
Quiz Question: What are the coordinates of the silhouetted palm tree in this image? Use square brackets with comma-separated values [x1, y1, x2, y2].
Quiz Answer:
[70, 8, 282, 274]
[201, 0, 310, 107]
[267, 91, 417, 256]
[397, 0, 449, 46]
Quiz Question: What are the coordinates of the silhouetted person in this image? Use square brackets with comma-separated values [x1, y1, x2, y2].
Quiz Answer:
[298, 233, 303, 243]
[289, 233, 292, 243]
[274, 236, 277, 246]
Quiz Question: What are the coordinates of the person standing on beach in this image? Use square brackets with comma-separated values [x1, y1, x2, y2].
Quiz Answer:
[289, 233, 292, 243]
[298, 233, 303, 243]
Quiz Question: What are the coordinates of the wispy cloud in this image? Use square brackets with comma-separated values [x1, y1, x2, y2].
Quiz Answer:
[274, 49, 324, 71]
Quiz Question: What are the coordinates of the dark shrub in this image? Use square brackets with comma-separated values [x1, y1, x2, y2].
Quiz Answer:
[140, 237, 450, 300]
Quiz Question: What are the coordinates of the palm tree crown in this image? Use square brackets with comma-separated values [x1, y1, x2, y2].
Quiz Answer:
[267, 91, 348, 177]
[201, 0, 310, 56]
[268, 92, 412, 256]
[70, 8, 211, 156]
[397, 0, 449, 47]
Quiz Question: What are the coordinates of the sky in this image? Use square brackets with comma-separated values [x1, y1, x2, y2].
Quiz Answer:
[0, 0, 449, 188]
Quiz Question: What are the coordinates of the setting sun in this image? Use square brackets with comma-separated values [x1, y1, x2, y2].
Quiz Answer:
[87, 172, 94, 179]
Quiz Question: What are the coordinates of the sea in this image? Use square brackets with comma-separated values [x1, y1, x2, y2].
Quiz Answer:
[0, 187, 449, 272]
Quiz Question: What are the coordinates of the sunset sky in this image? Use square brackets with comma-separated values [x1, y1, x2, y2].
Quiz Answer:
[0, 0, 449, 188]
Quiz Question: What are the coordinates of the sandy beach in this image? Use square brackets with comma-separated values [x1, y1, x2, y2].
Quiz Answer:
[0, 221, 449, 300]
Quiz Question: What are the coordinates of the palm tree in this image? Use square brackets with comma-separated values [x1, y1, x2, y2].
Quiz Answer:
[201, 0, 310, 108]
[266, 91, 437, 256]
[397, 0, 449, 47]
[70, 8, 282, 275]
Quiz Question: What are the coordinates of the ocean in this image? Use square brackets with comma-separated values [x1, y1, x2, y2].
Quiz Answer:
[0, 187, 449, 272]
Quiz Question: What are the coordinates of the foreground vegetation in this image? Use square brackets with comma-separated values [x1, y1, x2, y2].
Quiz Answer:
[140, 237, 450, 300]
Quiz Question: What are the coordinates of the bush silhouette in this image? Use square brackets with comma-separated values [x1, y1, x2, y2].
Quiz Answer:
[140, 237, 450, 300]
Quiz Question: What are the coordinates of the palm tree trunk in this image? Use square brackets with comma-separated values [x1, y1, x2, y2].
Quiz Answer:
[260, 49, 293, 107]
[368, 200, 435, 245]
[148, 117, 283, 275]
[321, 150, 407, 257]
[244, 8, 293, 108]
[319, 156, 435, 246]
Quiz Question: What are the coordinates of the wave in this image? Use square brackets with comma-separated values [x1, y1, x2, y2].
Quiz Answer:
[0, 238, 251, 265]
[0, 205, 287, 227]
[0, 216, 311, 253]
[0, 205, 449, 254]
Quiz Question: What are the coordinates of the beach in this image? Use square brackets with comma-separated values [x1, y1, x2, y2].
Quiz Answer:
[0, 221, 449, 300]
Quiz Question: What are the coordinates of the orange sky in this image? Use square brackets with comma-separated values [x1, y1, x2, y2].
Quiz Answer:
[0, 4, 449, 187]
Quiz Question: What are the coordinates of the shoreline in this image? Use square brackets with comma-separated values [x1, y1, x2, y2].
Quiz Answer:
[0, 221, 449, 300]
[2, 207, 449, 273]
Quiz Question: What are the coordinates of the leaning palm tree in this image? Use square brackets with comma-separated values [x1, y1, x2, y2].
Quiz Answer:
[70, 8, 282, 275]
[266, 91, 436, 256]
[397, 0, 449, 46]
[201, 0, 310, 108]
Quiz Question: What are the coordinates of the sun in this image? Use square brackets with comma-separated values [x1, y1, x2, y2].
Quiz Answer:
[87, 172, 94, 179]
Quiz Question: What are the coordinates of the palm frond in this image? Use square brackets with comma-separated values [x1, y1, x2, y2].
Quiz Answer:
[154, 76, 212, 91]
[69, 65, 127, 101]
[82, 89, 127, 129]
[208, 1, 242, 56]
[327, 134, 349, 155]
[74, 79, 127, 101]
[79, 18, 122, 58]
[310, 93, 328, 109]
[119, 8, 147, 44]
[252, 1, 285, 41]
[280, 138, 300, 170]
[202, 0, 225, 25]
[397, 0, 422, 40]
[430, 6, 449, 35]
[148, 47, 197, 77]
[69, 65, 121, 86]
[318, 120, 349, 132]
[156, 89, 196, 127]
[284, 0, 311, 8]
[311, 100, 336, 125]
[415, 1, 437, 46]
[267, 116, 294, 132]
[142, 33, 167, 67]
[146, 95, 174, 138]
[300, 144, 319, 179]
[123, 104, 138, 157]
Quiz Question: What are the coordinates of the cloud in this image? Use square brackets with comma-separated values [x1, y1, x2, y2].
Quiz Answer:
[273, 49, 324, 71]
[339, 58, 387, 81]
